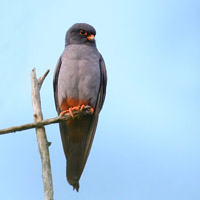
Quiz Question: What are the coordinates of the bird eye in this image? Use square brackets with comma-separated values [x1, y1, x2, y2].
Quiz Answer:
[80, 30, 87, 36]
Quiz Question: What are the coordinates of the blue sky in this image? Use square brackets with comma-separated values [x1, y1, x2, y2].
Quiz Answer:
[0, 0, 200, 199]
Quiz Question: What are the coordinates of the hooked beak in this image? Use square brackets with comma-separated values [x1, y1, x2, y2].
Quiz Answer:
[87, 34, 95, 41]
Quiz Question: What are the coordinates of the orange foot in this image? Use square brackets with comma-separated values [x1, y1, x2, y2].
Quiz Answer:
[80, 105, 94, 114]
[60, 106, 80, 118]
[60, 105, 94, 118]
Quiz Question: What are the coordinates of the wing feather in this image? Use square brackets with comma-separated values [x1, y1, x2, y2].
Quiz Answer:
[53, 56, 62, 113]
[80, 54, 107, 173]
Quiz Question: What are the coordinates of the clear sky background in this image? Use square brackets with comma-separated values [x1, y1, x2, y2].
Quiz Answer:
[0, 0, 200, 199]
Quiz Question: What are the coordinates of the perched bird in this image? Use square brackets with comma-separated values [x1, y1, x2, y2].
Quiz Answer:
[53, 23, 107, 191]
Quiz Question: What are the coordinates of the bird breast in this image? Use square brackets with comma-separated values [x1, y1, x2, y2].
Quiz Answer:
[57, 45, 101, 108]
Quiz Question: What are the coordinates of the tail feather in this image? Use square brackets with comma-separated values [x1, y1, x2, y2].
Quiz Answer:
[59, 114, 98, 191]
[73, 182, 79, 192]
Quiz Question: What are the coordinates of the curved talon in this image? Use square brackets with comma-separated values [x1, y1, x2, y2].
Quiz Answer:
[80, 105, 86, 111]
[68, 108, 74, 118]
[90, 107, 94, 114]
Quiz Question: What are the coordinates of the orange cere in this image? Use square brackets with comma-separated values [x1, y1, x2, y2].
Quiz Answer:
[87, 34, 94, 41]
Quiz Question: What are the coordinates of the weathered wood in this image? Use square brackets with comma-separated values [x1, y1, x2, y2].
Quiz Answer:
[31, 68, 53, 200]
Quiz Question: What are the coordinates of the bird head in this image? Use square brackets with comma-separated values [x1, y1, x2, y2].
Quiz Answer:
[65, 23, 96, 47]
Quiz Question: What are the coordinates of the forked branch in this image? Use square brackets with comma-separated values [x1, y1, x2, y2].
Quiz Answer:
[0, 68, 92, 200]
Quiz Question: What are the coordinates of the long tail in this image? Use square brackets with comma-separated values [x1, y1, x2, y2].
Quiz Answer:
[59, 114, 98, 191]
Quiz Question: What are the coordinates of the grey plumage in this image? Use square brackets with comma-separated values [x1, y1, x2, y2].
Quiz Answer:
[53, 23, 107, 191]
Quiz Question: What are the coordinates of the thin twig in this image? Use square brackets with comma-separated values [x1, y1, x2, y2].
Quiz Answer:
[0, 105, 92, 135]
[38, 69, 50, 89]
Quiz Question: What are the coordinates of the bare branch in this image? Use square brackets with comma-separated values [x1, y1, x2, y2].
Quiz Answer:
[0, 106, 92, 135]
[38, 69, 50, 89]
[31, 68, 53, 200]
